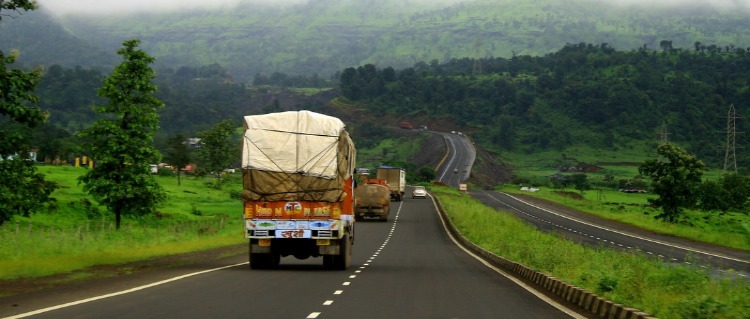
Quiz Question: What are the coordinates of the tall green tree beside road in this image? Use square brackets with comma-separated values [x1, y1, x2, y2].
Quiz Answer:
[77, 39, 165, 229]
[163, 133, 192, 186]
[0, 0, 55, 225]
[639, 144, 705, 222]
[196, 119, 238, 189]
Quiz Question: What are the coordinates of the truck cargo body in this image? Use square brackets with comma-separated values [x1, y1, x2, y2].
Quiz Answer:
[354, 179, 390, 221]
[242, 110, 356, 270]
[376, 166, 406, 201]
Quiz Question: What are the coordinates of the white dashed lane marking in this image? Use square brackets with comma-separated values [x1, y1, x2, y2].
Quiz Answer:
[306, 200, 404, 318]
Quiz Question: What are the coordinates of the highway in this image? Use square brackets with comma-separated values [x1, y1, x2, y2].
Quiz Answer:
[435, 131, 749, 277]
[1, 193, 582, 319]
[435, 131, 476, 188]
[5, 130, 744, 319]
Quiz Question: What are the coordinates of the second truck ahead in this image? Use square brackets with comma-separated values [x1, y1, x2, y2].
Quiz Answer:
[241, 110, 356, 270]
[376, 166, 406, 201]
[354, 179, 391, 221]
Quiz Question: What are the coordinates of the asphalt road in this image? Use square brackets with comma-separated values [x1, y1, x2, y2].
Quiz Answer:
[1, 195, 582, 319]
[436, 131, 749, 277]
[435, 132, 476, 188]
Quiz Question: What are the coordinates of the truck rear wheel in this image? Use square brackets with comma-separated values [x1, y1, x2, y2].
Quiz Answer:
[250, 253, 269, 269]
[323, 236, 351, 270]
[250, 252, 280, 269]
[249, 242, 280, 269]
[334, 236, 351, 270]
[380, 212, 388, 222]
[380, 206, 390, 222]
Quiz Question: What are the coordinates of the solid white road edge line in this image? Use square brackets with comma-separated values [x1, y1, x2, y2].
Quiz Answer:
[487, 191, 748, 264]
[2, 262, 249, 319]
[429, 194, 587, 319]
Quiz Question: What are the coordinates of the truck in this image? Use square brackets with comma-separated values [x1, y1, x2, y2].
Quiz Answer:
[354, 179, 391, 222]
[241, 110, 356, 270]
[376, 166, 406, 201]
[399, 121, 414, 130]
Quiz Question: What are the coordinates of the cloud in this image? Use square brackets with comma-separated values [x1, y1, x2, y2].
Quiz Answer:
[37, 0, 750, 17]
[37, 0, 306, 16]
[605, 0, 750, 7]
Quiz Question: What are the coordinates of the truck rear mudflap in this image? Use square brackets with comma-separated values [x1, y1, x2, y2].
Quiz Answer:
[249, 237, 351, 270]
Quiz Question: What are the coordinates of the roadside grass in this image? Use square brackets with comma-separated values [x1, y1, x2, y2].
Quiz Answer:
[491, 141, 749, 251]
[0, 165, 245, 280]
[498, 184, 749, 251]
[433, 186, 749, 319]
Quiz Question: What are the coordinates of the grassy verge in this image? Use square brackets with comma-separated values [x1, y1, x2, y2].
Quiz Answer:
[0, 165, 246, 280]
[497, 184, 750, 251]
[433, 186, 748, 319]
[489, 142, 749, 251]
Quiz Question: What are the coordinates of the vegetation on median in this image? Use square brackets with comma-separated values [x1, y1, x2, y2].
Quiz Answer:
[498, 184, 749, 252]
[433, 186, 749, 319]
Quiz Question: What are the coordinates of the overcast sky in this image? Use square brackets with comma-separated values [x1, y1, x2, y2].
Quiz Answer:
[38, 0, 750, 16]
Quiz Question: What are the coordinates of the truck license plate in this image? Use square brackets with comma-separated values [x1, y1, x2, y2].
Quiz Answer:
[316, 239, 330, 246]
[258, 239, 271, 247]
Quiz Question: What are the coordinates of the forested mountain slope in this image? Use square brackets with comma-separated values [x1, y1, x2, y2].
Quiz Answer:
[337, 43, 750, 170]
[3, 0, 750, 81]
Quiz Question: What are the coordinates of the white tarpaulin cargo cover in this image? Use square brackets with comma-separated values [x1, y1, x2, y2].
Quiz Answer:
[241, 111, 356, 202]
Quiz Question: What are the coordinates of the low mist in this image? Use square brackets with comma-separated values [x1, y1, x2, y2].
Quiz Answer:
[37, 0, 750, 17]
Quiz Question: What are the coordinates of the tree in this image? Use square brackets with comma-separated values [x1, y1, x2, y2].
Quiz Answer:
[696, 180, 729, 212]
[415, 166, 436, 183]
[570, 173, 590, 194]
[0, 0, 55, 225]
[196, 119, 238, 189]
[639, 144, 704, 222]
[163, 134, 192, 186]
[77, 39, 166, 229]
[0, 0, 34, 18]
[659, 40, 673, 52]
[719, 173, 750, 211]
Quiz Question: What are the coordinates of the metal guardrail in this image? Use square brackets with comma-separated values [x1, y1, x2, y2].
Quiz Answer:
[433, 197, 658, 319]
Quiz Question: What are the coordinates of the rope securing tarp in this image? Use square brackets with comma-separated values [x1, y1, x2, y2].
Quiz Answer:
[241, 110, 355, 202]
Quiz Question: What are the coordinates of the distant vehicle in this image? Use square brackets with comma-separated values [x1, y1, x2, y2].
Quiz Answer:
[453, 168, 458, 173]
[412, 186, 427, 199]
[399, 122, 414, 130]
[354, 179, 391, 221]
[451, 130, 456, 134]
[376, 166, 406, 201]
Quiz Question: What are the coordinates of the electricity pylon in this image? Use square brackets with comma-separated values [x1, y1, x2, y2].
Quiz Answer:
[472, 38, 482, 76]
[722, 104, 743, 172]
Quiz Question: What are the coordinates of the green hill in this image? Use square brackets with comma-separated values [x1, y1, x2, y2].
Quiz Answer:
[3, 0, 750, 81]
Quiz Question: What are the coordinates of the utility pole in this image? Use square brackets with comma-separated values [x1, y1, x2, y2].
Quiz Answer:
[721, 104, 743, 172]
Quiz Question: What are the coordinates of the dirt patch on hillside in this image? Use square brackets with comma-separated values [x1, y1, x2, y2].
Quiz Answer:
[465, 138, 514, 189]
[408, 132, 447, 170]
[406, 131, 514, 189]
